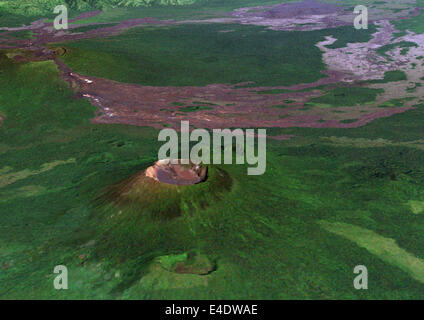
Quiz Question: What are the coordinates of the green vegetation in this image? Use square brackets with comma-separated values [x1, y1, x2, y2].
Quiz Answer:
[58, 24, 375, 87]
[69, 23, 118, 33]
[378, 97, 415, 108]
[0, 0, 291, 26]
[158, 253, 189, 270]
[324, 25, 377, 49]
[0, 0, 292, 28]
[73, 0, 291, 24]
[8, 30, 35, 39]
[319, 221, 424, 284]
[376, 42, 418, 60]
[369, 70, 408, 84]
[0, 0, 65, 16]
[408, 200, 424, 215]
[2, 1, 424, 299]
[305, 87, 384, 108]
[0, 12, 50, 28]
[394, 5, 424, 34]
[3, 48, 424, 299]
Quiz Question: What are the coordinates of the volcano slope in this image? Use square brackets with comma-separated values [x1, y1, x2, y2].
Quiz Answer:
[1, 0, 424, 299]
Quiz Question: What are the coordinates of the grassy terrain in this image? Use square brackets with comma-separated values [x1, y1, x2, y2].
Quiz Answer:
[304, 87, 384, 108]
[2, 1, 424, 300]
[69, 23, 119, 33]
[73, 0, 295, 24]
[0, 0, 294, 27]
[2, 46, 424, 299]
[319, 221, 424, 284]
[378, 97, 415, 108]
[393, 0, 424, 34]
[8, 30, 35, 39]
[376, 41, 419, 60]
[57, 23, 375, 87]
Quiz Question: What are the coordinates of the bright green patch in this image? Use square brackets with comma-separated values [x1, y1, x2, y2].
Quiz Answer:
[394, 8, 424, 34]
[319, 221, 424, 284]
[74, 0, 296, 24]
[0, 159, 75, 188]
[2, 11, 424, 299]
[158, 253, 188, 270]
[8, 30, 34, 40]
[408, 200, 424, 215]
[0, 185, 47, 203]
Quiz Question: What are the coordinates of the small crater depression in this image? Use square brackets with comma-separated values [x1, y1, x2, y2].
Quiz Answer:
[159, 251, 216, 276]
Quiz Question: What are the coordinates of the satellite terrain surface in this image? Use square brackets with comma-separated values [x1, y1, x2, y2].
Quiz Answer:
[1, 0, 424, 300]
